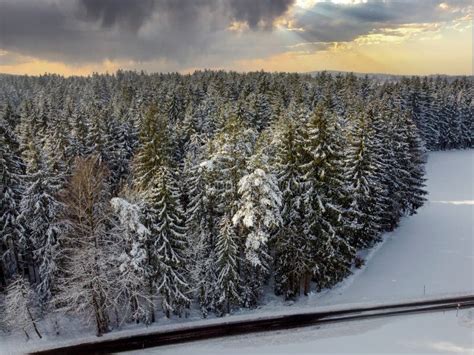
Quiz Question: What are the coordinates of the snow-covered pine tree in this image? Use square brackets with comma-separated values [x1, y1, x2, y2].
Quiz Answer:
[143, 168, 191, 318]
[184, 146, 219, 317]
[271, 114, 311, 299]
[395, 108, 428, 215]
[344, 106, 383, 248]
[134, 105, 190, 319]
[232, 156, 282, 306]
[457, 90, 473, 149]
[42, 105, 73, 176]
[438, 90, 461, 150]
[370, 99, 407, 232]
[0, 115, 24, 285]
[134, 105, 174, 191]
[247, 93, 273, 131]
[18, 141, 62, 306]
[233, 167, 281, 269]
[300, 103, 354, 291]
[69, 106, 89, 158]
[206, 114, 255, 308]
[215, 215, 241, 315]
[110, 195, 154, 324]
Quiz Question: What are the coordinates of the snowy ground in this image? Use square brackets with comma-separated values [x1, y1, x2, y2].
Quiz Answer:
[315, 149, 474, 305]
[2, 150, 473, 354]
[126, 309, 474, 355]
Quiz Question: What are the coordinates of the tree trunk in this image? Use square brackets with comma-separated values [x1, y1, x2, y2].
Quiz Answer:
[27, 307, 42, 339]
[303, 273, 310, 296]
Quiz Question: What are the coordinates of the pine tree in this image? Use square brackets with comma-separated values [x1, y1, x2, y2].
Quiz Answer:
[184, 152, 219, 317]
[457, 90, 473, 149]
[215, 216, 241, 315]
[18, 142, 62, 306]
[134, 105, 190, 318]
[0, 116, 24, 284]
[300, 104, 354, 291]
[206, 115, 255, 307]
[344, 107, 383, 248]
[233, 167, 282, 268]
[370, 99, 407, 231]
[110, 195, 154, 324]
[134, 105, 174, 191]
[143, 167, 190, 318]
[232, 163, 281, 306]
[396, 108, 428, 214]
[271, 115, 310, 299]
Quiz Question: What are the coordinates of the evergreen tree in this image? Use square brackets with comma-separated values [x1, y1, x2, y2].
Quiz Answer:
[344, 108, 383, 248]
[110, 195, 154, 324]
[0, 116, 24, 284]
[134, 104, 190, 318]
[18, 142, 62, 306]
[271, 115, 310, 299]
[143, 166, 190, 318]
[184, 154, 219, 317]
[215, 216, 241, 315]
[234, 166, 282, 306]
[300, 104, 354, 291]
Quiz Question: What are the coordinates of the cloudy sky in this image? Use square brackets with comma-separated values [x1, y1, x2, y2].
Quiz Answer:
[0, 0, 471, 76]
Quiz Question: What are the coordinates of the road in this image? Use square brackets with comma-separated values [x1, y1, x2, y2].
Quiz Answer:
[30, 294, 474, 355]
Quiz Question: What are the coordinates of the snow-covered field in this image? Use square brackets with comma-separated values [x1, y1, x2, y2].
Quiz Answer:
[316, 149, 474, 305]
[2, 150, 473, 354]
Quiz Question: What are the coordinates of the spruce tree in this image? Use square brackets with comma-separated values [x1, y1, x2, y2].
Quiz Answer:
[0, 116, 24, 283]
[271, 115, 310, 299]
[344, 107, 383, 248]
[18, 141, 62, 306]
[134, 105, 190, 318]
[300, 103, 354, 291]
[110, 195, 154, 324]
[215, 216, 241, 315]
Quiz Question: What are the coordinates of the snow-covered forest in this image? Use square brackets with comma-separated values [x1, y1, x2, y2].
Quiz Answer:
[0, 71, 472, 338]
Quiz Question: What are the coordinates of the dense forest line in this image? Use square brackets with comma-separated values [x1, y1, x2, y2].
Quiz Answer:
[0, 71, 472, 337]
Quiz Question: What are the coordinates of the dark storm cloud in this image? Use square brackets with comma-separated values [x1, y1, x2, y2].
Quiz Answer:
[0, 0, 471, 69]
[78, 0, 156, 32]
[227, 0, 294, 28]
[77, 0, 293, 31]
[0, 0, 294, 64]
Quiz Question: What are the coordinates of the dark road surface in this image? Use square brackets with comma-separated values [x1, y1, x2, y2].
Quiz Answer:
[30, 294, 474, 355]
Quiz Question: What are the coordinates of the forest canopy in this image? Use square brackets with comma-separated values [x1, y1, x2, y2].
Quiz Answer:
[0, 71, 472, 337]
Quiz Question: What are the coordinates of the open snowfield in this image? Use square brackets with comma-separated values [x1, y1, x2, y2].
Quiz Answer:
[1, 150, 473, 354]
[316, 149, 474, 305]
